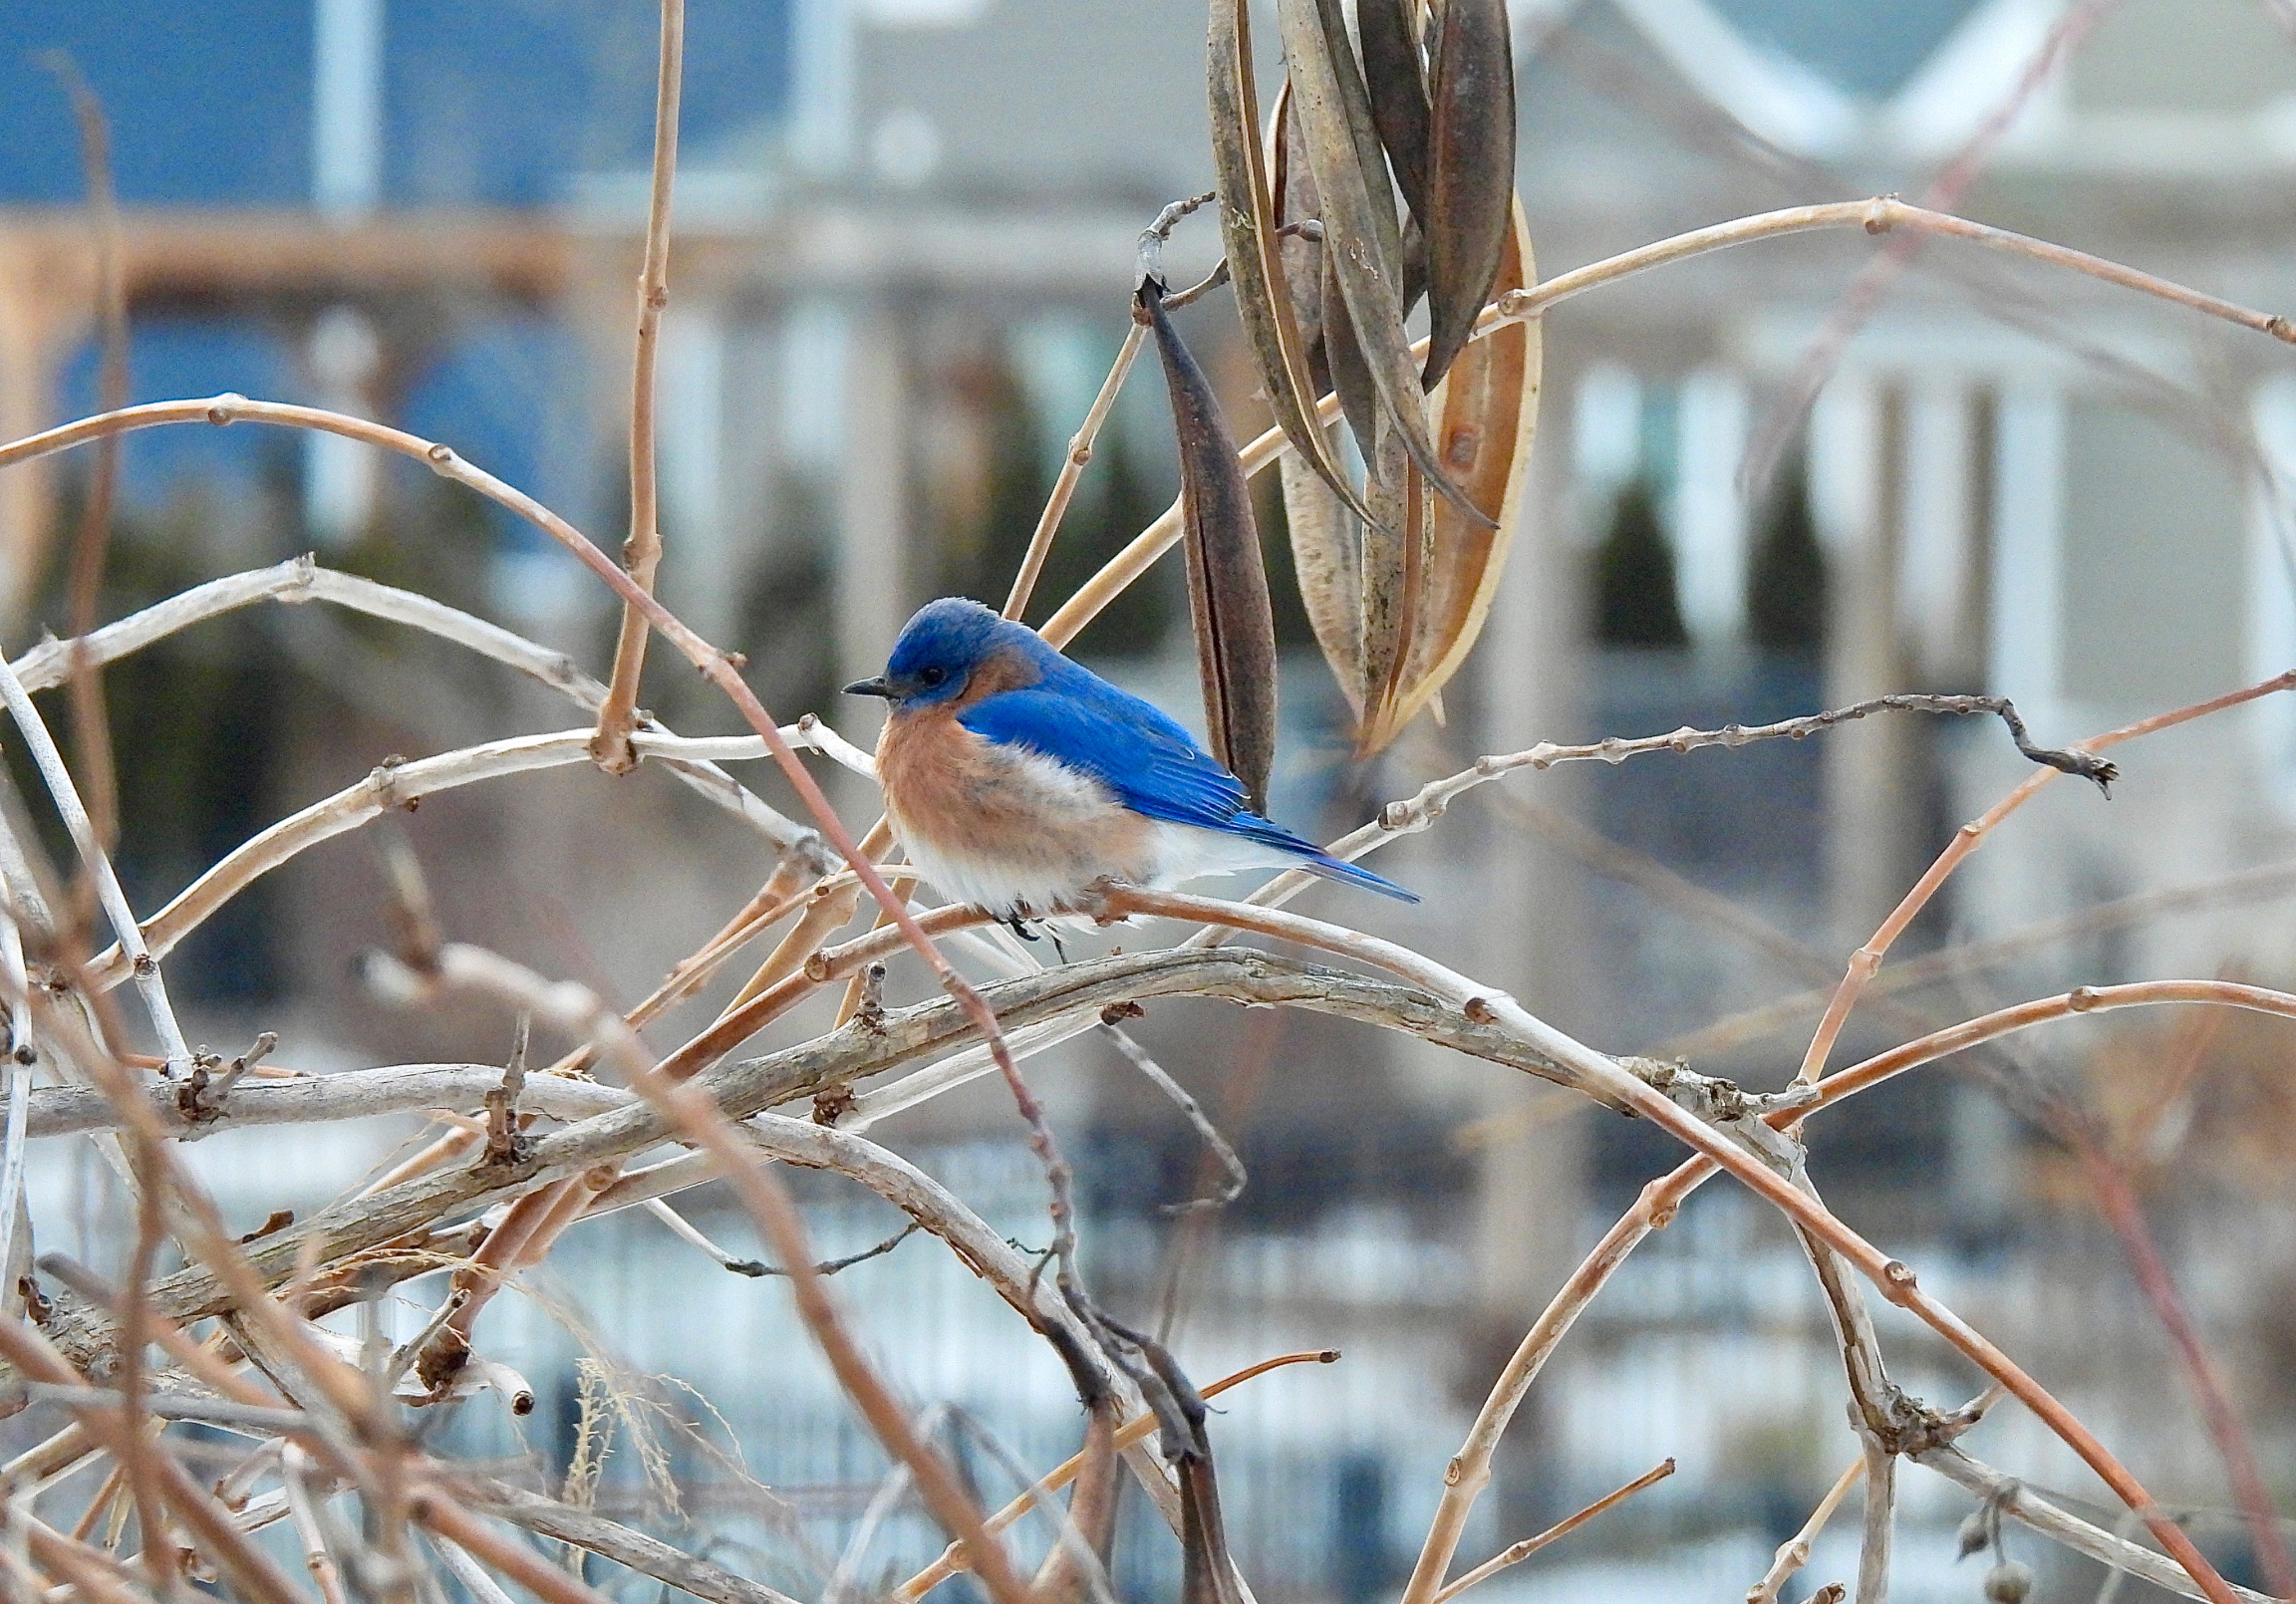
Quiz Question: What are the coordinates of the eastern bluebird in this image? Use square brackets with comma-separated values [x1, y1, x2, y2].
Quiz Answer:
[843, 597, 1417, 922]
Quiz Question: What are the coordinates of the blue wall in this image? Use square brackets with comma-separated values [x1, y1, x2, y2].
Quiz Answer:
[3, 2, 785, 525]
[1, 0, 791, 206]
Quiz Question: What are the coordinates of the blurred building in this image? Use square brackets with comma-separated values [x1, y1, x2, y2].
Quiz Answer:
[7, 2, 2296, 1601]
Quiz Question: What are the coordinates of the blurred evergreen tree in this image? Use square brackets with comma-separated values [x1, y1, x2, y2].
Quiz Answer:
[1591, 478, 1686, 646]
[1012, 407, 1177, 657]
[1746, 446, 1826, 650]
[939, 349, 1053, 607]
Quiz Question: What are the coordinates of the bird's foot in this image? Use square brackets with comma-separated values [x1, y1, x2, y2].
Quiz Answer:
[1002, 905, 1070, 963]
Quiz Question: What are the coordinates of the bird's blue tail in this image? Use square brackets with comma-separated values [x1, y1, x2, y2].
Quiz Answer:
[1299, 851, 1420, 903]
[1231, 813, 1419, 903]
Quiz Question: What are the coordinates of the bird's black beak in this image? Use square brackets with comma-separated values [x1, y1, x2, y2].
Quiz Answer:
[842, 676, 894, 698]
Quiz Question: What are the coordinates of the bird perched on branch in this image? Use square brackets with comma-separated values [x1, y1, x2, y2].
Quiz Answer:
[844, 597, 1416, 928]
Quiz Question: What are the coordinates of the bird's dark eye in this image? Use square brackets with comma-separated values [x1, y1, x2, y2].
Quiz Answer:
[921, 666, 947, 687]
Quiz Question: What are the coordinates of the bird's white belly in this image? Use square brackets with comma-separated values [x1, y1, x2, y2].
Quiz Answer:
[894, 745, 1294, 918]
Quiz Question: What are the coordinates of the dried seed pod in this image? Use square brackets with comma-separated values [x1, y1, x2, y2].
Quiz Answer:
[1955, 1508, 1992, 1560]
[1357, 0, 1431, 219]
[1352, 197, 1542, 755]
[1422, 0, 1517, 389]
[1141, 279, 1280, 812]
[1276, 0, 1489, 526]
[1268, 82, 1328, 388]
[1983, 1561, 2034, 1604]
[1280, 443, 1363, 716]
[1210, 0, 1375, 527]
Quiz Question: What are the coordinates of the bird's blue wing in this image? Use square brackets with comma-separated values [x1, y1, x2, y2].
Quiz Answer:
[956, 669, 1249, 829]
[958, 662, 1421, 904]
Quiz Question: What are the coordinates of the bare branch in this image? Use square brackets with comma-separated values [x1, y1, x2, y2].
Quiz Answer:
[0, 651, 191, 1074]
[1916, 1446, 2278, 1604]
[1098, 1024, 1247, 1211]
[464, 1476, 804, 1604]
[1751, 1460, 1866, 1604]
[1434, 1458, 1676, 1603]
[4, 556, 821, 856]
[1004, 322, 1150, 622]
[591, 0, 688, 773]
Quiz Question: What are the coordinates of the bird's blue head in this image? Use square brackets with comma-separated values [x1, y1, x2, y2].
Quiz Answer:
[843, 597, 1033, 710]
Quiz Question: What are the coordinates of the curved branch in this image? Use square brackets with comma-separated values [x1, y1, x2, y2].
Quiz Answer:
[1396, 972, 2296, 1604]
[1915, 1445, 2277, 1604]
[23, 1062, 629, 1141]
[1036, 202, 2296, 648]
[29, 949, 1575, 1348]
[81, 727, 825, 989]
[465, 1476, 800, 1604]
[1091, 888, 2241, 1604]
[3, 555, 825, 859]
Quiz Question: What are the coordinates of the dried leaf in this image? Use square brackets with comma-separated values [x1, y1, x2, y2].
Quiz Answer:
[1143, 280, 1279, 811]
[1208, 0, 1375, 529]
[1422, 0, 1516, 389]
[1357, 0, 1432, 220]
[1276, 0, 1492, 529]
[1357, 198, 1542, 753]
[1280, 444, 1362, 717]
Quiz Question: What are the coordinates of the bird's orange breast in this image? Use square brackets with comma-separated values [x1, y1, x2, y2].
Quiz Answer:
[874, 706, 1159, 909]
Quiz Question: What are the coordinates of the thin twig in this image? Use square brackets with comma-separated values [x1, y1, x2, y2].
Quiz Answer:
[0, 914, 30, 1329]
[20, 1384, 310, 1436]
[895, 1349, 1336, 1601]
[642, 1198, 919, 1278]
[1751, 1459, 1866, 1604]
[1916, 1445, 2276, 1604]
[1793, 670, 2296, 1086]
[428, 1533, 520, 1604]
[1003, 322, 1149, 621]
[1186, 690, 2127, 957]
[77, 727, 814, 991]
[590, 0, 687, 774]
[1098, 1024, 1247, 1211]
[1737, 0, 2122, 498]
[0, 652, 191, 1075]
[408, 1494, 618, 1604]
[462, 1476, 803, 1604]
[43, 53, 128, 868]
[1433, 1458, 1676, 1603]
[2069, 1130, 2296, 1595]
[1664, 858, 2296, 1060]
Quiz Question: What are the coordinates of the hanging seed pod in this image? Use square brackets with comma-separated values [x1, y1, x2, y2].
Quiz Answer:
[1356, 0, 1432, 220]
[1353, 197, 1542, 755]
[1280, 444, 1364, 718]
[1141, 278, 1280, 812]
[1359, 410, 1418, 722]
[1268, 81, 1328, 390]
[1422, 0, 1517, 389]
[1983, 1561, 2034, 1604]
[1275, 0, 1490, 526]
[1209, 0, 1376, 527]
